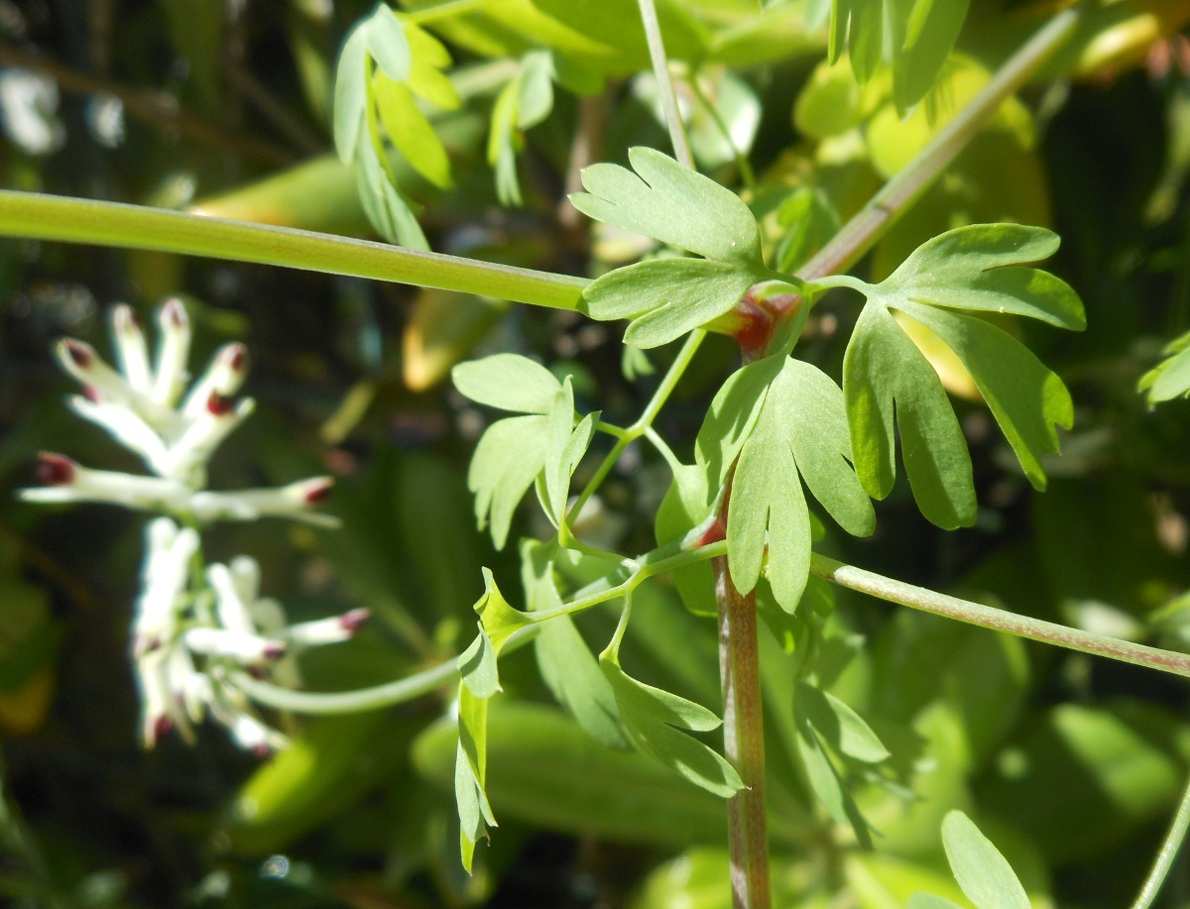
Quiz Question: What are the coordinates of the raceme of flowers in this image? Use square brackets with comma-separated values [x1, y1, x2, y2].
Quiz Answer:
[20, 299, 367, 753]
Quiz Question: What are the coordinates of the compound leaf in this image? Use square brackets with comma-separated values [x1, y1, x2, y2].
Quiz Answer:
[468, 414, 550, 548]
[729, 358, 874, 611]
[839, 223, 1083, 527]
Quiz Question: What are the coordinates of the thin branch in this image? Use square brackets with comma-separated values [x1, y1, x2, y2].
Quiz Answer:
[809, 554, 1190, 679]
[637, 0, 693, 169]
[1131, 773, 1190, 909]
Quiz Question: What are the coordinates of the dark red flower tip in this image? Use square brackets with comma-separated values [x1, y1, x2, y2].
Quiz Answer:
[206, 391, 235, 416]
[338, 608, 370, 634]
[227, 343, 247, 372]
[163, 298, 187, 328]
[152, 714, 173, 742]
[262, 641, 288, 660]
[83, 385, 101, 403]
[64, 339, 92, 368]
[248, 665, 268, 680]
[116, 307, 141, 331]
[251, 742, 272, 759]
[303, 480, 333, 505]
[36, 452, 76, 486]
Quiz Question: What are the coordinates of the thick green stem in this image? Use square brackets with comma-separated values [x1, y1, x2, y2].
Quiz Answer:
[714, 556, 770, 909]
[0, 191, 586, 311]
[808, 554, 1190, 679]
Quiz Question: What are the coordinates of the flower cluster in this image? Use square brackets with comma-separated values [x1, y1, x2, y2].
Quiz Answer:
[21, 300, 367, 753]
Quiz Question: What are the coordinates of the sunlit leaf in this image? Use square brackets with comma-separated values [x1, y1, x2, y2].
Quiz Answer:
[729, 357, 874, 611]
[601, 655, 744, 798]
[837, 223, 1084, 527]
[572, 147, 762, 265]
[453, 353, 560, 414]
[488, 51, 558, 206]
[1139, 328, 1190, 403]
[940, 811, 1031, 909]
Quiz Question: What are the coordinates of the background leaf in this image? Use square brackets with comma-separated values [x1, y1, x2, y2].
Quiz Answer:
[940, 811, 1031, 909]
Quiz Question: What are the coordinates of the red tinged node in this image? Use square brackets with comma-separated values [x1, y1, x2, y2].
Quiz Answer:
[36, 452, 76, 486]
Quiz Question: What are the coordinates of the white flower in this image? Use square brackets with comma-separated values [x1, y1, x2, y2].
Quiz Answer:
[20, 299, 337, 527]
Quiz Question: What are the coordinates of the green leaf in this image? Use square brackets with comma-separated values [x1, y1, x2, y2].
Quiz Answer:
[774, 187, 841, 273]
[453, 353, 561, 414]
[795, 707, 873, 846]
[583, 258, 758, 349]
[839, 223, 1083, 526]
[332, 25, 368, 164]
[475, 567, 532, 652]
[844, 302, 975, 528]
[826, 0, 972, 113]
[572, 147, 762, 265]
[374, 73, 452, 189]
[404, 20, 460, 110]
[940, 811, 1030, 909]
[356, 135, 430, 249]
[600, 656, 744, 798]
[655, 463, 718, 617]
[897, 302, 1073, 489]
[362, 4, 410, 81]
[905, 895, 965, 909]
[1139, 328, 1190, 403]
[729, 357, 874, 611]
[891, 0, 971, 115]
[696, 355, 784, 493]
[882, 224, 1084, 330]
[522, 541, 629, 748]
[542, 379, 597, 523]
[487, 51, 557, 206]
[517, 50, 555, 127]
[468, 413, 550, 548]
[457, 626, 500, 698]
[797, 680, 890, 763]
[413, 701, 730, 847]
[455, 681, 496, 871]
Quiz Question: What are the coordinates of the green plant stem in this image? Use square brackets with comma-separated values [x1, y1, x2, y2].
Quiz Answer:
[808, 554, 1190, 679]
[714, 555, 770, 909]
[231, 657, 460, 713]
[637, 0, 693, 169]
[0, 191, 587, 311]
[795, 5, 1081, 285]
[1131, 773, 1190, 909]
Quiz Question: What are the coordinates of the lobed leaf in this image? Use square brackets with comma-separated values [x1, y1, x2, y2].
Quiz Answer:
[601, 657, 744, 798]
[457, 626, 500, 699]
[571, 147, 763, 266]
[941, 811, 1031, 909]
[362, 4, 411, 81]
[332, 26, 369, 164]
[474, 567, 532, 652]
[898, 302, 1073, 490]
[729, 358, 874, 611]
[583, 258, 758, 349]
[469, 414, 550, 548]
[844, 303, 976, 528]
[883, 223, 1084, 329]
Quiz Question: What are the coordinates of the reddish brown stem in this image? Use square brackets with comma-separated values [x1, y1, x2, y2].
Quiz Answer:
[714, 554, 771, 909]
